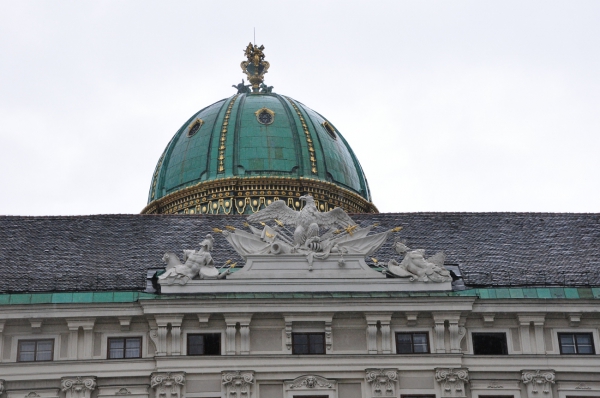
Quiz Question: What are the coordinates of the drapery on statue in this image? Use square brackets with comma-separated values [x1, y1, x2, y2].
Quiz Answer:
[384, 241, 452, 283]
[159, 234, 229, 285]
[248, 195, 356, 246]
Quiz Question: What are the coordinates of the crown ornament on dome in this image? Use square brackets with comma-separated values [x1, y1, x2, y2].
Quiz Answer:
[241, 43, 271, 93]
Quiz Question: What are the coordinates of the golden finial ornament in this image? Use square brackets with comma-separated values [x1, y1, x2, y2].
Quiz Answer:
[241, 43, 271, 93]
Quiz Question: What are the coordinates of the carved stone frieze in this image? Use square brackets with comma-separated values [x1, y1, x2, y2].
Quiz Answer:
[365, 369, 398, 397]
[61, 377, 97, 398]
[222, 371, 254, 398]
[286, 375, 335, 390]
[151, 372, 185, 398]
[436, 368, 469, 398]
[522, 370, 555, 398]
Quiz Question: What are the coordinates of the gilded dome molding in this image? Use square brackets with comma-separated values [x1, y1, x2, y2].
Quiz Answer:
[141, 176, 378, 215]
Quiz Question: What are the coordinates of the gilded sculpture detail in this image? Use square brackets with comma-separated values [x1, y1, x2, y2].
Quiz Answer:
[241, 43, 271, 93]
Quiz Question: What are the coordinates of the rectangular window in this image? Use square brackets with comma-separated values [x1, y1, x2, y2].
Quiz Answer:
[558, 333, 595, 354]
[187, 333, 221, 355]
[402, 395, 436, 398]
[472, 332, 508, 355]
[396, 332, 430, 354]
[292, 333, 325, 355]
[17, 339, 54, 362]
[107, 337, 142, 359]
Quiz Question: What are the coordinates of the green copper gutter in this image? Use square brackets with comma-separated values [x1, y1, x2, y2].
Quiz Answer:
[0, 287, 599, 305]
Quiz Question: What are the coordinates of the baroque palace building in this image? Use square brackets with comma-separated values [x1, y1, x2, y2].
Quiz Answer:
[1, 44, 600, 398]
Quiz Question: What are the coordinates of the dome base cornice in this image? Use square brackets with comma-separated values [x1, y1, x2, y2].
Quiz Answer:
[141, 176, 378, 215]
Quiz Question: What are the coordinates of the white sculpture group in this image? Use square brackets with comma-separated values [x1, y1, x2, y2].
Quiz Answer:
[383, 242, 453, 283]
[158, 194, 452, 284]
[159, 234, 229, 285]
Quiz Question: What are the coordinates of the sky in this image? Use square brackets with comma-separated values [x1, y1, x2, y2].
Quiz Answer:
[1, 1, 599, 215]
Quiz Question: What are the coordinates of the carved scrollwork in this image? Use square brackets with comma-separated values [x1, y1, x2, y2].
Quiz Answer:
[61, 377, 97, 398]
[222, 371, 254, 398]
[287, 375, 335, 390]
[366, 369, 398, 397]
[151, 372, 185, 398]
[522, 370, 555, 398]
[436, 368, 469, 398]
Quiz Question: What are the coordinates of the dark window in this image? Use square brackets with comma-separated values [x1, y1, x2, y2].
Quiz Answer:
[558, 333, 595, 354]
[187, 119, 203, 137]
[472, 333, 508, 355]
[396, 332, 430, 354]
[258, 110, 273, 125]
[321, 121, 337, 139]
[187, 333, 221, 355]
[17, 339, 54, 362]
[402, 395, 436, 398]
[292, 333, 325, 355]
[107, 337, 142, 359]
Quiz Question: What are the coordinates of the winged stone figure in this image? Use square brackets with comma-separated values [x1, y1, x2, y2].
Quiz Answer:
[247, 195, 356, 246]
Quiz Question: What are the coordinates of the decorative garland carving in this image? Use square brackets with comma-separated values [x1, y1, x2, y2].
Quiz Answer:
[222, 371, 254, 398]
[142, 176, 377, 215]
[285, 97, 318, 175]
[435, 368, 469, 398]
[218, 95, 239, 174]
[365, 369, 398, 397]
[61, 377, 97, 398]
[151, 372, 185, 398]
[287, 375, 334, 390]
[522, 370, 555, 398]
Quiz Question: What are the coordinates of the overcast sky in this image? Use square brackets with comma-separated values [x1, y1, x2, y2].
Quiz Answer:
[1, 1, 599, 215]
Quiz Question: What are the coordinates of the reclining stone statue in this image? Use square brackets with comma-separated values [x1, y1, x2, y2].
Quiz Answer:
[159, 234, 229, 285]
[385, 242, 452, 283]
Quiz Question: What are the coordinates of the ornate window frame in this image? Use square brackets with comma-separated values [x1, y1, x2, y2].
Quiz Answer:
[284, 375, 337, 398]
[255, 107, 275, 125]
[187, 118, 204, 137]
[321, 121, 337, 139]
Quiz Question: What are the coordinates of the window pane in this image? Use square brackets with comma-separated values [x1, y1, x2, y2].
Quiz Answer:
[309, 334, 325, 354]
[204, 334, 221, 355]
[18, 341, 38, 362]
[413, 333, 429, 353]
[19, 341, 36, 353]
[188, 335, 205, 355]
[396, 334, 413, 354]
[125, 338, 141, 358]
[293, 334, 309, 354]
[36, 349, 52, 361]
[560, 335, 576, 354]
[109, 339, 125, 359]
[575, 334, 594, 354]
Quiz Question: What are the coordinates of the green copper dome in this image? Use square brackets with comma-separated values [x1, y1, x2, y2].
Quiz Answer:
[143, 92, 376, 215]
[143, 44, 376, 215]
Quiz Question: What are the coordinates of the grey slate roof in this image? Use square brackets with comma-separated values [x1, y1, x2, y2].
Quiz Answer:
[1, 213, 599, 293]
